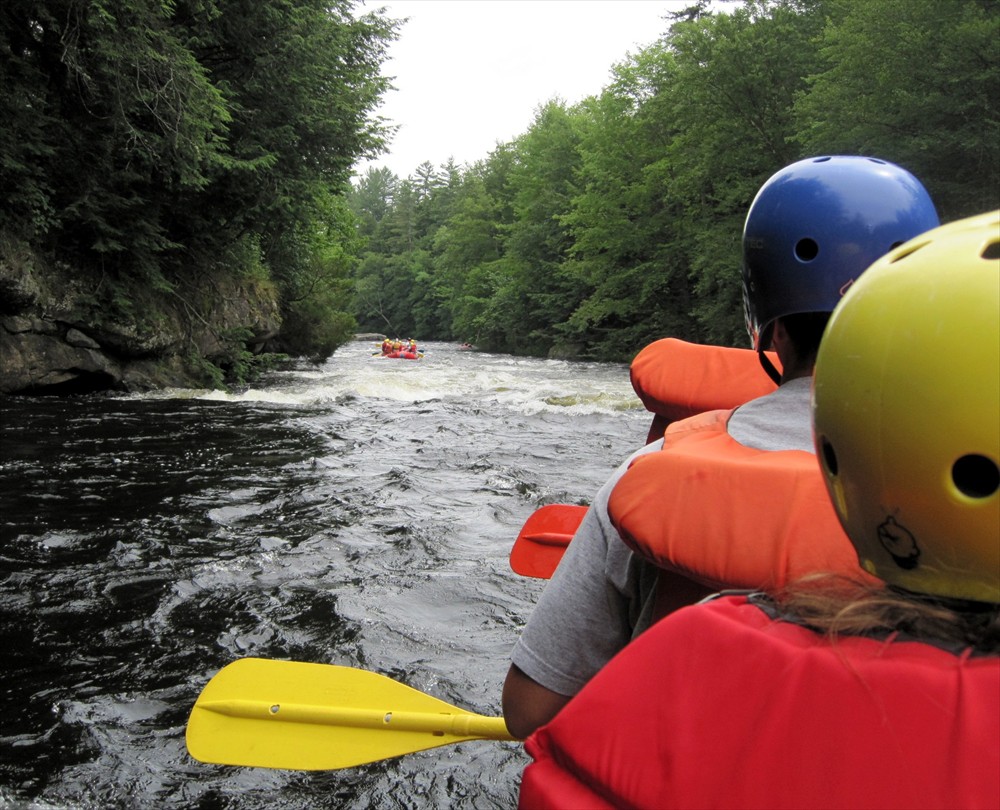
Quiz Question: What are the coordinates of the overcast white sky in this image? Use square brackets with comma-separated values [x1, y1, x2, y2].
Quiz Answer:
[353, 0, 707, 180]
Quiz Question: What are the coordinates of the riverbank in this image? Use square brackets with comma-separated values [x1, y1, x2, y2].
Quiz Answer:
[0, 243, 282, 395]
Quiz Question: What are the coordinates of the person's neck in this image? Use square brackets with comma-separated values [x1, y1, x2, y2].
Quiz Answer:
[775, 344, 815, 384]
[779, 364, 814, 384]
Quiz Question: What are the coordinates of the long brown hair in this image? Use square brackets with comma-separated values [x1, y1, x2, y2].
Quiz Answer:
[766, 574, 1000, 655]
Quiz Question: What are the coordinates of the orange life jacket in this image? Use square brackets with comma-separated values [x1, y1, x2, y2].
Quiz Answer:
[630, 338, 778, 442]
[520, 595, 1000, 810]
[507, 341, 787, 581]
[607, 409, 866, 591]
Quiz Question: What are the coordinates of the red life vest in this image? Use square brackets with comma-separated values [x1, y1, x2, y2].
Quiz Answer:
[630, 339, 778, 442]
[607, 409, 866, 591]
[520, 595, 1000, 810]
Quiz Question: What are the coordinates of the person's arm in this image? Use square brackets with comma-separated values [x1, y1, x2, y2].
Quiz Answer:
[502, 663, 571, 740]
[503, 513, 615, 738]
[503, 444, 661, 739]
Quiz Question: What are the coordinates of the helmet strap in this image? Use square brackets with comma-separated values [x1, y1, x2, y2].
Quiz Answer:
[758, 349, 782, 385]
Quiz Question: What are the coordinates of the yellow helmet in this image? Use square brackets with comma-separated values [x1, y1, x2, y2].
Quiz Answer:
[812, 211, 1000, 604]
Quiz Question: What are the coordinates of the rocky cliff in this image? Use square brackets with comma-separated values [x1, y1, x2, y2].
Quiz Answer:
[0, 241, 282, 395]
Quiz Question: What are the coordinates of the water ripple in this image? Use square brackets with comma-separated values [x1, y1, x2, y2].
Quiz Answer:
[0, 341, 648, 807]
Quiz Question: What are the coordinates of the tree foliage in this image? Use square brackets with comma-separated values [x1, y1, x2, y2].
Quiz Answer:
[3, 0, 995, 373]
[0, 0, 396, 368]
[794, 0, 1000, 217]
[349, 0, 998, 361]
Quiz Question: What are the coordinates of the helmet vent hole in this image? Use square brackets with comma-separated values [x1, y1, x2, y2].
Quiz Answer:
[982, 242, 1000, 260]
[795, 238, 819, 262]
[952, 454, 1000, 499]
[820, 437, 839, 476]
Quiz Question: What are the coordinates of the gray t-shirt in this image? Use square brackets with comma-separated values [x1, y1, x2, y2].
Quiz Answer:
[510, 376, 814, 696]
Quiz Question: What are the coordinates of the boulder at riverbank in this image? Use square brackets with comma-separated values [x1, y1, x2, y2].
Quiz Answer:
[0, 241, 282, 395]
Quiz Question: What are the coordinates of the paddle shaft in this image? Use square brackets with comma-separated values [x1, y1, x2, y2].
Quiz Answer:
[523, 531, 572, 547]
[199, 698, 512, 739]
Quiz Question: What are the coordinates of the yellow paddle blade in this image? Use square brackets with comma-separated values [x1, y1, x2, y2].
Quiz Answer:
[186, 658, 515, 771]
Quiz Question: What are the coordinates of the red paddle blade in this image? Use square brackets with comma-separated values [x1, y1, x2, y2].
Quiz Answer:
[509, 504, 588, 579]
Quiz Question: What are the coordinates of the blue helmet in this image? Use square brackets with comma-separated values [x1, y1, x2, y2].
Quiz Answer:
[742, 156, 939, 352]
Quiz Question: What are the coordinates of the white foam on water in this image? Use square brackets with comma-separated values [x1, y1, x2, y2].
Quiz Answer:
[133, 340, 644, 415]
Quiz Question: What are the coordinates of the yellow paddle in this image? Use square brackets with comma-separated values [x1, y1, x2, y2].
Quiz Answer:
[186, 658, 516, 770]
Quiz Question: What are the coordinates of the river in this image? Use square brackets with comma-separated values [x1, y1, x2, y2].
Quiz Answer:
[0, 340, 650, 809]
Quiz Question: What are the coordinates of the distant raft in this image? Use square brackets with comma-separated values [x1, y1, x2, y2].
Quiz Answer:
[375, 338, 423, 359]
[381, 350, 422, 360]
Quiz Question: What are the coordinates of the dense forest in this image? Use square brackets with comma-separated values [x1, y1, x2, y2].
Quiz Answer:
[1, 0, 997, 391]
[350, 0, 1000, 360]
[0, 0, 397, 390]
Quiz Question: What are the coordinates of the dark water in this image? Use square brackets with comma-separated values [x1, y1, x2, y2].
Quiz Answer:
[0, 341, 649, 809]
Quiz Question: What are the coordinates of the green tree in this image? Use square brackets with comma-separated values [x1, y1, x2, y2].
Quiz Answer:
[559, 2, 826, 358]
[349, 166, 399, 239]
[432, 170, 507, 342]
[352, 178, 420, 334]
[794, 0, 1000, 218]
[1, 0, 397, 372]
[560, 45, 693, 360]
[170, 0, 396, 267]
[498, 101, 584, 355]
[345, 0, 998, 364]
[272, 191, 361, 360]
[0, 0, 231, 275]
[662, 1, 827, 345]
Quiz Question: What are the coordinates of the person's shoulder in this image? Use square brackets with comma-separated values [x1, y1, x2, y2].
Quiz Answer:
[737, 376, 811, 414]
[727, 377, 814, 452]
